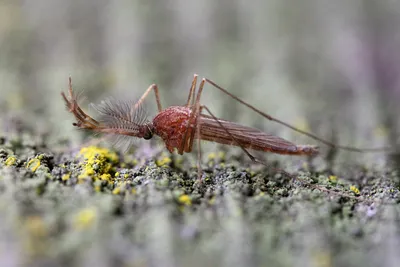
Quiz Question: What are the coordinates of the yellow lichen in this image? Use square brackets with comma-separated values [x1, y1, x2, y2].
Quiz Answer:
[74, 208, 96, 230]
[207, 152, 217, 160]
[156, 156, 172, 167]
[100, 173, 112, 182]
[207, 151, 226, 161]
[112, 187, 121, 195]
[208, 197, 216, 205]
[27, 158, 41, 172]
[61, 173, 71, 181]
[113, 181, 127, 195]
[77, 146, 119, 182]
[4, 156, 17, 166]
[302, 162, 309, 170]
[24, 216, 47, 237]
[79, 146, 119, 163]
[328, 175, 337, 183]
[350, 185, 360, 195]
[23, 215, 47, 255]
[178, 194, 192, 206]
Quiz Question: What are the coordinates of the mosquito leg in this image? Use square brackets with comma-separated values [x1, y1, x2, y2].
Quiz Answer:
[178, 78, 206, 154]
[185, 74, 198, 108]
[188, 79, 206, 152]
[203, 78, 390, 153]
[133, 83, 163, 113]
[196, 106, 204, 181]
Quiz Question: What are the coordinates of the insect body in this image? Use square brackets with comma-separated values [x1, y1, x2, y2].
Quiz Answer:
[62, 74, 390, 181]
[62, 76, 318, 161]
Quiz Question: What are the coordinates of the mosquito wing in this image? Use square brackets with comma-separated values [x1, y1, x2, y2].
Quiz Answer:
[198, 115, 318, 155]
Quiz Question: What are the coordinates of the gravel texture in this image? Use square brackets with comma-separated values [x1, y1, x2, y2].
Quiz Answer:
[0, 117, 399, 267]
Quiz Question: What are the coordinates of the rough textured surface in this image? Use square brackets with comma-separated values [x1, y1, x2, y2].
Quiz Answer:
[2, 1, 400, 266]
[0, 118, 399, 267]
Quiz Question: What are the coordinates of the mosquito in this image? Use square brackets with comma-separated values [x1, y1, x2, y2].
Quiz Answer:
[61, 75, 389, 184]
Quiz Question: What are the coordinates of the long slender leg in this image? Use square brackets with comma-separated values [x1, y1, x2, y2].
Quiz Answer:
[179, 78, 206, 154]
[185, 74, 198, 108]
[187, 79, 206, 152]
[133, 83, 163, 113]
[203, 78, 391, 153]
[196, 106, 204, 181]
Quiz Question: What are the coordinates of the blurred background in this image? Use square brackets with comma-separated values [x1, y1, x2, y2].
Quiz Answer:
[1, 0, 400, 163]
[1, 2, 400, 267]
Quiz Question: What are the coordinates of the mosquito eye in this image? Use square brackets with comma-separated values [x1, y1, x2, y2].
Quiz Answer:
[143, 131, 153, 140]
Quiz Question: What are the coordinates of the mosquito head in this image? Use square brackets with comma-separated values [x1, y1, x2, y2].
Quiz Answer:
[141, 123, 155, 140]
